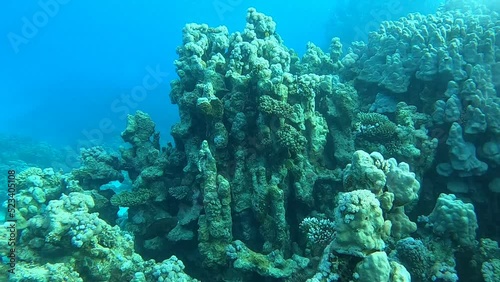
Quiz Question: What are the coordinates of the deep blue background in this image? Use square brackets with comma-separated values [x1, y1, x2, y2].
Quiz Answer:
[0, 0, 441, 150]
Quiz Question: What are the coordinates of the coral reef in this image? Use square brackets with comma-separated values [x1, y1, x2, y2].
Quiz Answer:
[424, 193, 478, 247]
[1, 192, 198, 281]
[3, 1, 500, 281]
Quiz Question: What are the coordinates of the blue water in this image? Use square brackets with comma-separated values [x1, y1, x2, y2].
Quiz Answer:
[1, 0, 439, 152]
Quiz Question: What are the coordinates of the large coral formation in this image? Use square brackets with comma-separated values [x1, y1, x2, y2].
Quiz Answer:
[71, 146, 123, 190]
[332, 189, 388, 257]
[10, 167, 64, 229]
[197, 140, 233, 268]
[1, 192, 198, 282]
[4, 1, 500, 281]
[424, 193, 479, 247]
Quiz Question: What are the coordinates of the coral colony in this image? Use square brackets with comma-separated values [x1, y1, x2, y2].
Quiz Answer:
[2, 1, 500, 281]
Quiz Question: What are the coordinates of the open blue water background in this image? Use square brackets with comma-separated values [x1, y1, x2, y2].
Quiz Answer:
[1, 0, 441, 153]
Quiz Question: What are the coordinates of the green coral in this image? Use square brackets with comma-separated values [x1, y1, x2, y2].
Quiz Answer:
[119, 111, 163, 181]
[110, 189, 153, 207]
[482, 259, 500, 282]
[387, 206, 417, 239]
[197, 140, 233, 268]
[258, 95, 294, 119]
[196, 97, 224, 119]
[8, 263, 84, 282]
[14, 191, 199, 281]
[10, 167, 64, 229]
[426, 193, 478, 247]
[298, 42, 336, 75]
[276, 124, 306, 154]
[72, 146, 124, 190]
[324, 78, 358, 122]
[308, 113, 329, 161]
[168, 185, 191, 200]
[212, 122, 229, 149]
[342, 150, 387, 195]
[395, 102, 429, 129]
[16, 167, 62, 192]
[121, 110, 156, 146]
[355, 112, 397, 141]
[354, 252, 392, 282]
[332, 189, 389, 257]
[226, 240, 309, 279]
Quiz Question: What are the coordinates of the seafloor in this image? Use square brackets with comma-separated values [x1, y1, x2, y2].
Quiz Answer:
[1, 0, 500, 281]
